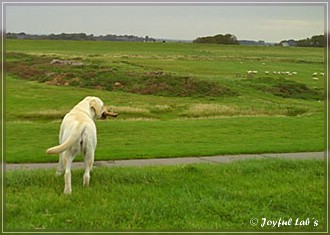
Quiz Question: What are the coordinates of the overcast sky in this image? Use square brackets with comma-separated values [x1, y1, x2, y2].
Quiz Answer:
[4, 4, 326, 42]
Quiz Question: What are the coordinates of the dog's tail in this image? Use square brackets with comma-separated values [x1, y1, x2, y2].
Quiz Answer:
[46, 126, 83, 155]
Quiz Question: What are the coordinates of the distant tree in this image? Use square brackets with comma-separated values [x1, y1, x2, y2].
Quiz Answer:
[6, 32, 155, 42]
[296, 34, 324, 47]
[278, 34, 324, 47]
[193, 34, 239, 45]
[6, 32, 17, 39]
[310, 35, 324, 47]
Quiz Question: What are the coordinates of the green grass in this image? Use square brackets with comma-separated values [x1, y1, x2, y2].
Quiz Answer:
[5, 39, 324, 63]
[3, 40, 326, 232]
[4, 39, 325, 163]
[5, 74, 324, 163]
[5, 159, 325, 231]
[6, 112, 324, 163]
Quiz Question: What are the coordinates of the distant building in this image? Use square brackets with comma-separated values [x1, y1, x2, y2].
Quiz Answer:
[239, 40, 273, 46]
[280, 39, 297, 47]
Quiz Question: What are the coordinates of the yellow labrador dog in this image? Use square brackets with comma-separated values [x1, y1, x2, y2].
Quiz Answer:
[46, 96, 117, 194]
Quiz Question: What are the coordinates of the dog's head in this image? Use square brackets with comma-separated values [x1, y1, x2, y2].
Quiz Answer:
[86, 96, 118, 119]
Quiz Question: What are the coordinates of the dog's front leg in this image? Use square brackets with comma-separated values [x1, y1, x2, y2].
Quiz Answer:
[63, 154, 73, 194]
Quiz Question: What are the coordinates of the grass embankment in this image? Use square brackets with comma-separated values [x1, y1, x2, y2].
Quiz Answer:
[5, 159, 325, 231]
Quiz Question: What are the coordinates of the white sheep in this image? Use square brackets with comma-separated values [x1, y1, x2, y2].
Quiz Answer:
[247, 71, 253, 78]
[312, 77, 319, 81]
[312, 72, 318, 76]
[320, 72, 324, 76]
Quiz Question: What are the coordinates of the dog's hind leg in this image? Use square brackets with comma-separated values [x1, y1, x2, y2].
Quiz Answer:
[56, 153, 64, 176]
[83, 149, 94, 187]
[63, 153, 73, 194]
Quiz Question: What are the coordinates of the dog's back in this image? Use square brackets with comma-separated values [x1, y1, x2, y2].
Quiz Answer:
[46, 97, 97, 155]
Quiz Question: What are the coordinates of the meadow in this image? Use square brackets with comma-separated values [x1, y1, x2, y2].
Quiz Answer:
[5, 159, 325, 231]
[5, 39, 325, 163]
[4, 39, 326, 232]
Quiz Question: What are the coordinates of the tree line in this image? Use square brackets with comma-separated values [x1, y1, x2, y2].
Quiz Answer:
[6, 32, 156, 42]
[6, 32, 325, 47]
[279, 35, 324, 47]
[193, 33, 325, 47]
[193, 34, 239, 45]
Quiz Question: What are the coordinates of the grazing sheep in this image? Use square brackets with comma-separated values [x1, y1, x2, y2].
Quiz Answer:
[292, 72, 297, 75]
[312, 77, 319, 81]
[320, 72, 324, 76]
[246, 70, 258, 78]
[265, 71, 269, 75]
[247, 71, 254, 78]
[312, 72, 318, 76]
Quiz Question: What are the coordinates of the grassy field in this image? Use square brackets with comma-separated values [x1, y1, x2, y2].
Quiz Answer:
[3, 40, 326, 232]
[5, 39, 325, 163]
[5, 159, 325, 231]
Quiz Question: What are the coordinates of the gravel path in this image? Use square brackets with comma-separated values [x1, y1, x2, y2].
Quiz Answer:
[4, 152, 325, 171]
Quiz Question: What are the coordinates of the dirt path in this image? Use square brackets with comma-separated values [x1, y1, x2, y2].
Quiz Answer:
[4, 152, 325, 171]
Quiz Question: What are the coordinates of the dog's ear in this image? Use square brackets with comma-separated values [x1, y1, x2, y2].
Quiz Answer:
[90, 99, 102, 118]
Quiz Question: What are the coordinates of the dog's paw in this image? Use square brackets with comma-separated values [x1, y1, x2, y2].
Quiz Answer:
[83, 174, 90, 187]
[64, 188, 72, 195]
[56, 169, 64, 176]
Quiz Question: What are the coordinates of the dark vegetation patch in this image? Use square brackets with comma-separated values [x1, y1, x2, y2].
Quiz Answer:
[6, 52, 236, 98]
[128, 73, 236, 97]
[241, 77, 323, 101]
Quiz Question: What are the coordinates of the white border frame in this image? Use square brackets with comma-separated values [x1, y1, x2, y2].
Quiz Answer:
[1, 1, 328, 234]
